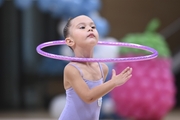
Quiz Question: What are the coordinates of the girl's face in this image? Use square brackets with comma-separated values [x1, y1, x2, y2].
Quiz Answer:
[68, 15, 99, 49]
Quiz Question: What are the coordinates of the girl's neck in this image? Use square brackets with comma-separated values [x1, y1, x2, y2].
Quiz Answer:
[74, 48, 94, 58]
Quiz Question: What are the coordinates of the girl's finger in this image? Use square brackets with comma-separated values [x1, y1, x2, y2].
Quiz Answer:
[112, 69, 116, 77]
[121, 67, 130, 74]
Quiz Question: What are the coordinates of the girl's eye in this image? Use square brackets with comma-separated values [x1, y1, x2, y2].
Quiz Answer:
[80, 26, 85, 29]
[92, 26, 96, 29]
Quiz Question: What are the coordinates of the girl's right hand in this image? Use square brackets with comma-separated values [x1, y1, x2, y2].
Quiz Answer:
[111, 67, 132, 86]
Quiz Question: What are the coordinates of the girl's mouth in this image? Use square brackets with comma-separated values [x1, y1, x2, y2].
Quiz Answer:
[88, 33, 95, 38]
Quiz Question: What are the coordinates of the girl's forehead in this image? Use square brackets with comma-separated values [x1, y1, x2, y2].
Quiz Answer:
[71, 16, 94, 26]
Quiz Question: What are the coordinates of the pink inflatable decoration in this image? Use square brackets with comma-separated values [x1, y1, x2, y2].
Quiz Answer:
[111, 56, 176, 120]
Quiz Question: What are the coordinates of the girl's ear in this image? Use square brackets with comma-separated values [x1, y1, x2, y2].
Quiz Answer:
[65, 37, 74, 47]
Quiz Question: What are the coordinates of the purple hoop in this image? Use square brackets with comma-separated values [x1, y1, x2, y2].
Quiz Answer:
[36, 40, 158, 62]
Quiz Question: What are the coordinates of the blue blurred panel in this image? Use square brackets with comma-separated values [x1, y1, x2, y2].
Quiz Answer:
[14, 0, 33, 10]
[36, 0, 52, 12]
[0, 0, 4, 7]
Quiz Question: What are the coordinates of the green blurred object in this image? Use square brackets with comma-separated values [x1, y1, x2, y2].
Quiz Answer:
[120, 18, 171, 58]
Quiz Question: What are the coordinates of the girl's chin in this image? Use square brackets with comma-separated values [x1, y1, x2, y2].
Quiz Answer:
[88, 39, 98, 45]
[87, 37, 97, 41]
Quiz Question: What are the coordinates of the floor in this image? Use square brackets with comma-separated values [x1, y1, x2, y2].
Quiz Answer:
[0, 109, 179, 120]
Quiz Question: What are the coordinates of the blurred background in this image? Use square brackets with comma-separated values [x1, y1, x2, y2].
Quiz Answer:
[0, 0, 180, 120]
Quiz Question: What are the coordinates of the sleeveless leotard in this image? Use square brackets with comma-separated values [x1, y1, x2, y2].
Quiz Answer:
[59, 63, 104, 120]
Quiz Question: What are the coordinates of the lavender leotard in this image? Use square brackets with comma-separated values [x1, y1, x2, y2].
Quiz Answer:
[59, 63, 104, 120]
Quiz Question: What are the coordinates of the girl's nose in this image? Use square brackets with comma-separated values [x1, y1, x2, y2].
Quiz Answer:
[88, 27, 93, 32]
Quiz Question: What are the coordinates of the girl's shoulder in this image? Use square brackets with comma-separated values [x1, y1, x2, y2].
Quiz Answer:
[64, 62, 82, 74]
[64, 62, 77, 71]
[99, 62, 109, 79]
[99, 62, 108, 70]
[64, 62, 82, 79]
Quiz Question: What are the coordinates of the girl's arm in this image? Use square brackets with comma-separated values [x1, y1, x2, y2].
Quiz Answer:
[64, 64, 132, 103]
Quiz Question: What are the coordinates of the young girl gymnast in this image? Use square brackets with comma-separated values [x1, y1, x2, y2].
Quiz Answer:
[58, 15, 132, 120]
